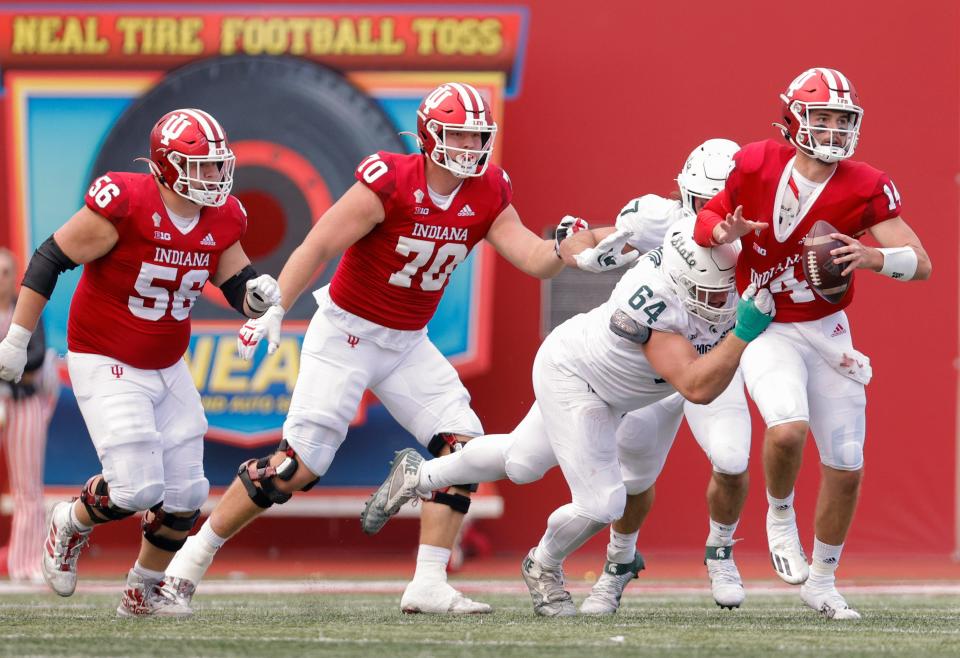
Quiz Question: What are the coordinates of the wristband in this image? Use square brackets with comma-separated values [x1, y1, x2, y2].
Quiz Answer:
[5, 324, 32, 349]
[877, 247, 918, 281]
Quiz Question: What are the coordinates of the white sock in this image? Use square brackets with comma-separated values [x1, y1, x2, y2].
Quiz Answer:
[417, 435, 510, 496]
[606, 528, 638, 564]
[69, 503, 93, 533]
[412, 544, 450, 583]
[808, 537, 843, 584]
[197, 519, 227, 551]
[706, 518, 739, 547]
[534, 504, 606, 568]
[767, 490, 795, 521]
[133, 561, 166, 584]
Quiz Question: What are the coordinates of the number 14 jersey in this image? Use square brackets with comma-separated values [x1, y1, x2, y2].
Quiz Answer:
[330, 152, 513, 330]
[68, 172, 247, 369]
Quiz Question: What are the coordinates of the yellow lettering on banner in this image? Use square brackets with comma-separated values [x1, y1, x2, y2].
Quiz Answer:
[411, 18, 437, 55]
[218, 17, 405, 57]
[249, 339, 299, 393]
[12, 16, 108, 55]
[183, 336, 214, 389]
[209, 338, 254, 393]
[412, 17, 503, 57]
[287, 18, 311, 55]
[220, 17, 244, 55]
[379, 18, 404, 55]
[201, 395, 228, 413]
[309, 18, 335, 52]
[116, 17, 205, 55]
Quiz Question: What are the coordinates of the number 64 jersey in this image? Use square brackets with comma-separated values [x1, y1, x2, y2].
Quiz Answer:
[549, 249, 732, 415]
[329, 151, 512, 331]
[68, 172, 247, 369]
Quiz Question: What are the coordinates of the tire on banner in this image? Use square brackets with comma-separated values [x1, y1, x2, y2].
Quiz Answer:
[91, 55, 406, 321]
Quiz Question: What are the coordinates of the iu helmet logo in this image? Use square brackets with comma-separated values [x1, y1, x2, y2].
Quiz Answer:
[159, 113, 191, 146]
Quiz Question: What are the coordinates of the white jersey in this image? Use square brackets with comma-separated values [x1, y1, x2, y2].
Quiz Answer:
[614, 194, 691, 254]
[549, 248, 732, 414]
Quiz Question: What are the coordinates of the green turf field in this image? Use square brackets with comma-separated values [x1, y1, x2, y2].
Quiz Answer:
[2, 591, 959, 657]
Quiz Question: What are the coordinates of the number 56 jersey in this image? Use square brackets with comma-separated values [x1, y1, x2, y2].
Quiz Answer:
[68, 172, 247, 370]
[329, 152, 513, 331]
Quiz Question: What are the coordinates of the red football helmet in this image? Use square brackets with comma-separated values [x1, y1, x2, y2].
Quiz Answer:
[777, 68, 863, 163]
[416, 83, 497, 178]
[148, 108, 235, 207]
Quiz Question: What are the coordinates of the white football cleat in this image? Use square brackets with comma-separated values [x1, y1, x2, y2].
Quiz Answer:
[164, 534, 217, 597]
[361, 448, 423, 535]
[766, 508, 809, 585]
[159, 576, 197, 609]
[800, 581, 861, 620]
[400, 579, 492, 614]
[521, 549, 576, 617]
[40, 501, 91, 597]
[705, 544, 745, 609]
[579, 553, 645, 615]
[116, 569, 193, 618]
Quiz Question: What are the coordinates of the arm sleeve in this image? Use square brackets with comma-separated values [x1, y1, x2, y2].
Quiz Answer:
[23, 320, 46, 373]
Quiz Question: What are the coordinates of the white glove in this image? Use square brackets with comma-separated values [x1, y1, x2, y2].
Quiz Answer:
[0, 324, 32, 383]
[554, 215, 589, 256]
[744, 283, 775, 318]
[574, 230, 641, 273]
[237, 305, 285, 360]
[244, 275, 281, 316]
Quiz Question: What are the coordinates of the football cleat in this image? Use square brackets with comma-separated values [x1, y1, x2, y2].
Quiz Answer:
[117, 569, 193, 618]
[400, 579, 492, 614]
[521, 549, 576, 617]
[41, 501, 91, 597]
[160, 576, 197, 609]
[800, 581, 861, 620]
[705, 544, 745, 609]
[766, 508, 809, 585]
[579, 552, 646, 615]
[361, 448, 423, 535]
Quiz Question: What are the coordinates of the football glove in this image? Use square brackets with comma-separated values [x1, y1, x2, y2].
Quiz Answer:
[244, 274, 281, 316]
[0, 324, 31, 383]
[574, 230, 641, 273]
[733, 283, 775, 342]
[237, 305, 285, 360]
[554, 215, 589, 257]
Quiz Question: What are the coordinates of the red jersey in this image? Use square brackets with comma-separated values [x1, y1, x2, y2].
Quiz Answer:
[329, 152, 512, 330]
[68, 172, 247, 369]
[695, 140, 902, 322]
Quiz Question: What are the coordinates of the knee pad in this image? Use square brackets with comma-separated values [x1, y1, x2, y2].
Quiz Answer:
[163, 476, 210, 513]
[574, 482, 626, 525]
[710, 447, 750, 476]
[79, 476, 137, 524]
[429, 488, 471, 514]
[427, 433, 478, 492]
[238, 439, 319, 509]
[504, 457, 548, 485]
[142, 504, 201, 552]
[822, 440, 864, 471]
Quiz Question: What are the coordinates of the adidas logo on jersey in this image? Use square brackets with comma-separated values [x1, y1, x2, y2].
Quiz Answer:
[831, 323, 846, 337]
[200, 233, 217, 246]
[457, 204, 475, 217]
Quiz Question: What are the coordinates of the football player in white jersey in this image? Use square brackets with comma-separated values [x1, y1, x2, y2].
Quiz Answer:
[360, 217, 777, 616]
[569, 139, 753, 613]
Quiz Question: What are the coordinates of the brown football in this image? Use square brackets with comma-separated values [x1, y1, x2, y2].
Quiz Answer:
[801, 220, 851, 304]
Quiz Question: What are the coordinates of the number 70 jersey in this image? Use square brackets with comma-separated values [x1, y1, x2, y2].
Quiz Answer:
[68, 172, 247, 369]
[329, 151, 512, 331]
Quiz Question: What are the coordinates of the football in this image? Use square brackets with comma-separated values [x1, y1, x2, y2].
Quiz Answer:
[801, 220, 851, 304]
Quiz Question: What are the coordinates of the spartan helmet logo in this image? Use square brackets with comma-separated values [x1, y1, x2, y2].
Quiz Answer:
[159, 113, 191, 146]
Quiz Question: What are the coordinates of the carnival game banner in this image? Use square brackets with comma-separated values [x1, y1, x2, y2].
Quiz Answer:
[0, 3, 528, 487]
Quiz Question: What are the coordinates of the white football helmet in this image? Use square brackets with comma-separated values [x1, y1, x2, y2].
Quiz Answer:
[661, 216, 740, 325]
[676, 139, 740, 213]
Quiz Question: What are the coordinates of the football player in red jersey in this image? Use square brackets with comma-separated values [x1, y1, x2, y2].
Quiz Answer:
[0, 109, 280, 616]
[164, 82, 598, 615]
[694, 68, 932, 619]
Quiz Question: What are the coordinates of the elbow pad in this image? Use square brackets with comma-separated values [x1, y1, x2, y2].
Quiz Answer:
[22, 236, 78, 299]
[219, 264, 258, 315]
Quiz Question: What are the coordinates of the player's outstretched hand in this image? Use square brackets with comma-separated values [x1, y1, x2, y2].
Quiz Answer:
[554, 215, 589, 257]
[0, 325, 31, 383]
[237, 305, 286, 360]
[245, 274, 282, 316]
[713, 206, 769, 244]
[574, 230, 641, 273]
[733, 283, 775, 343]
